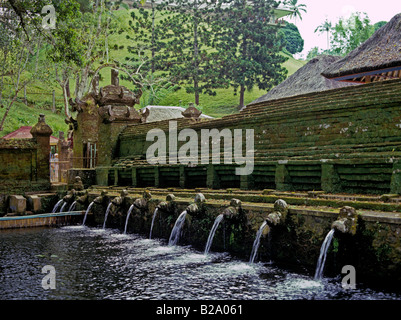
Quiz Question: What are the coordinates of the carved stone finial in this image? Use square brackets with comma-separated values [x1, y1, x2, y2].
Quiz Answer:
[182, 104, 202, 120]
[30, 114, 53, 137]
[111, 69, 119, 86]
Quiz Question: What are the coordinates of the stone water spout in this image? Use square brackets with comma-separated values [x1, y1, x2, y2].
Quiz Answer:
[331, 206, 358, 235]
[133, 190, 152, 211]
[60, 189, 77, 212]
[124, 190, 152, 234]
[94, 190, 110, 205]
[186, 193, 206, 216]
[149, 194, 176, 239]
[63, 189, 77, 204]
[76, 190, 89, 207]
[249, 199, 288, 263]
[157, 194, 176, 212]
[112, 189, 130, 208]
[266, 199, 288, 227]
[222, 199, 242, 219]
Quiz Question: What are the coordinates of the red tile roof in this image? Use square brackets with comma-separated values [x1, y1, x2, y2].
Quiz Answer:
[2, 126, 58, 145]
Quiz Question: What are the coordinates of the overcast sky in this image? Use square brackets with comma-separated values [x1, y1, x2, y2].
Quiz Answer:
[285, 0, 401, 58]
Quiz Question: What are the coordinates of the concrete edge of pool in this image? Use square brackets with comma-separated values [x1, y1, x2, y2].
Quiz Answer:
[0, 211, 85, 229]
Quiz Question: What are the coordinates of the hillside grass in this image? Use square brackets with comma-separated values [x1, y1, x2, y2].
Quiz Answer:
[0, 102, 70, 138]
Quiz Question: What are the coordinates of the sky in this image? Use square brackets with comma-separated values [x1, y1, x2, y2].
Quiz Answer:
[284, 0, 401, 58]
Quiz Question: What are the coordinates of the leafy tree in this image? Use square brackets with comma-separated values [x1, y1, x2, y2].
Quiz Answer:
[306, 46, 322, 60]
[280, 22, 304, 55]
[314, 18, 332, 51]
[0, 14, 48, 130]
[127, 0, 168, 75]
[213, 0, 288, 109]
[46, 0, 127, 117]
[373, 21, 387, 32]
[155, 0, 226, 106]
[283, 0, 307, 22]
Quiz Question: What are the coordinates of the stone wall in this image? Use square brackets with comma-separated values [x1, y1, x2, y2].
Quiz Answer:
[100, 79, 401, 195]
[0, 115, 53, 216]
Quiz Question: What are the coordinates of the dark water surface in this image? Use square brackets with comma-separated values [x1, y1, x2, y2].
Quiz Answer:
[0, 226, 400, 300]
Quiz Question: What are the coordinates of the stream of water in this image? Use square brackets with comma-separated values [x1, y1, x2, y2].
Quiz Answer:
[204, 214, 224, 255]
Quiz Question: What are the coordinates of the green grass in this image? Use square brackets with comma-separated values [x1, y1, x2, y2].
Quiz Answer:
[0, 102, 69, 139]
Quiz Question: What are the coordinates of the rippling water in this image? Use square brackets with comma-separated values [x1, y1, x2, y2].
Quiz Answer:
[0, 227, 400, 300]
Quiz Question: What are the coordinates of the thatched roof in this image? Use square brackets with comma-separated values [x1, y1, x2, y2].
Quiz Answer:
[2, 126, 59, 145]
[322, 13, 401, 80]
[246, 55, 359, 107]
[140, 105, 213, 123]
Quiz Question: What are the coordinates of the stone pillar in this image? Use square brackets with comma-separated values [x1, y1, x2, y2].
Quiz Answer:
[111, 69, 120, 86]
[207, 164, 220, 189]
[132, 167, 138, 187]
[275, 163, 292, 191]
[30, 114, 53, 184]
[96, 167, 109, 186]
[179, 166, 186, 188]
[240, 174, 254, 190]
[390, 160, 401, 194]
[321, 163, 342, 193]
[114, 168, 119, 186]
[8, 195, 27, 216]
[58, 131, 71, 183]
[154, 167, 160, 187]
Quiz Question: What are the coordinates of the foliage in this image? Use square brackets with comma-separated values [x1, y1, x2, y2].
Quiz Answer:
[283, 0, 307, 22]
[330, 12, 375, 56]
[306, 46, 322, 60]
[156, 0, 227, 105]
[311, 14, 387, 58]
[213, 0, 288, 109]
[280, 22, 304, 55]
[314, 18, 332, 51]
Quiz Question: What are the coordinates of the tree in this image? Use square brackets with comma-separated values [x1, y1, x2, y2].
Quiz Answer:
[373, 21, 387, 32]
[283, 0, 307, 22]
[0, 0, 50, 39]
[306, 46, 322, 60]
[155, 0, 226, 106]
[314, 19, 332, 51]
[127, 0, 167, 75]
[0, 19, 44, 130]
[46, 0, 126, 116]
[0, 0, 68, 128]
[280, 22, 304, 55]
[214, 0, 288, 110]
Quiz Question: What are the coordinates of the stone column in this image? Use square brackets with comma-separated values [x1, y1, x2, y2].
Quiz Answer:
[390, 160, 401, 194]
[179, 166, 186, 188]
[275, 163, 292, 191]
[207, 164, 220, 189]
[30, 114, 53, 184]
[321, 163, 342, 193]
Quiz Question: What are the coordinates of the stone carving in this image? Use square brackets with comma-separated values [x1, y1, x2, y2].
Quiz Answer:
[331, 206, 358, 235]
[182, 103, 202, 120]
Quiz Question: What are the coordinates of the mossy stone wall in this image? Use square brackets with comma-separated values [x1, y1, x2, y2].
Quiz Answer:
[110, 79, 401, 194]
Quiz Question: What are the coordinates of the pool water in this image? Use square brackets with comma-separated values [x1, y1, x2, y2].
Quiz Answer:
[0, 226, 400, 300]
